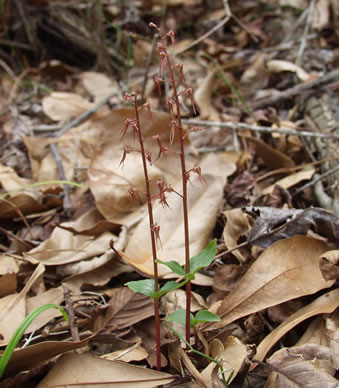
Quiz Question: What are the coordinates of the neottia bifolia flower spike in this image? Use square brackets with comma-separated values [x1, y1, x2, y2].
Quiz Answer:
[139, 102, 152, 120]
[149, 22, 160, 32]
[151, 223, 162, 248]
[169, 119, 178, 145]
[152, 135, 168, 160]
[154, 76, 164, 96]
[119, 145, 133, 167]
[166, 29, 176, 47]
[128, 186, 139, 202]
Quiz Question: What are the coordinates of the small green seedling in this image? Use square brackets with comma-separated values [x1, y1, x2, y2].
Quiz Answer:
[0, 304, 69, 379]
[167, 326, 231, 387]
[166, 309, 220, 328]
[125, 239, 217, 299]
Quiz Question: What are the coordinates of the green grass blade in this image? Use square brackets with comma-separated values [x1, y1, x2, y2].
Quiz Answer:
[0, 304, 68, 378]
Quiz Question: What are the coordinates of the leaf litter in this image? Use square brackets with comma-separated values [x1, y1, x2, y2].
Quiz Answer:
[0, 1, 339, 387]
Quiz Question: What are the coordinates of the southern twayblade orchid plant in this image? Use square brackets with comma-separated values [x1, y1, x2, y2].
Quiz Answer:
[112, 25, 219, 371]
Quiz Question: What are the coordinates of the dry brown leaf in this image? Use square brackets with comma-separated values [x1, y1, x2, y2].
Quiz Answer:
[242, 135, 295, 169]
[267, 60, 310, 81]
[266, 344, 338, 388]
[253, 289, 339, 366]
[3, 335, 95, 378]
[312, 0, 330, 30]
[90, 286, 154, 332]
[0, 193, 47, 219]
[42, 92, 94, 121]
[210, 336, 248, 384]
[123, 173, 224, 277]
[0, 256, 18, 297]
[320, 250, 339, 280]
[63, 257, 133, 294]
[325, 311, 339, 369]
[101, 343, 148, 362]
[24, 228, 114, 265]
[262, 168, 315, 195]
[60, 208, 120, 236]
[88, 108, 186, 219]
[0, 163, 32, 191]
[0, 263, 45, 345]
[120, 153, 233, 277]
[296, 317, 328, 347]
[0, 293, 25, 346]
[223, 208, 253, 263]
[213, 264, 249, 298]
[25, 287, 64, 333]
[80, 71, 119, 102]
[194, 72, 220, 121]
[204, 236, 334, 331]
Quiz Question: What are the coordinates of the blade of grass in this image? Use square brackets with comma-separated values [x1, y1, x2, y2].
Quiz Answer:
[0, 304, 68, 378]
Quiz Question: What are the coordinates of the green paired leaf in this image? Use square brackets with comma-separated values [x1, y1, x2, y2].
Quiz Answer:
[189, 239, 217, 275]
[194, 310, 221, 324]
[167, 309, 221, 328]
[184, 273, 195, 281]
[125, 279, 155, 297]
[167, 309, 194, 327]
[0, 304, 68, 378]
[155, 260, 186, 276]
[152, 280, 187, 299]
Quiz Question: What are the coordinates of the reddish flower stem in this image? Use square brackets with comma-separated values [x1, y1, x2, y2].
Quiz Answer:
[163, 46, 191, 346]
[133, 96, 162, 371]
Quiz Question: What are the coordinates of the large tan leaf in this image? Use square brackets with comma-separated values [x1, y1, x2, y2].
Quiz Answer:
[253, 289, 339, 365]
[262, 168, 315, 195]
[3, 335, 95, 378]
[88, 107, 185, 218]
[194, 72, 220, 121]
[223, 208, 253, 263]
[25, 287, 64, 333]
[24, 228, 114, 265]
[0, 263, 45, 345]
[42, 92, 95, 121]
[241, 135, 295, 169]
[90, 287, 154, 332]
[266, 344, 338, 388]
[203, 236, 334, 331]
[122, 173, 225, 277]
[37, 353, 175, 387]
[0, 256, 18, 298]
[80, 71, 119, 102]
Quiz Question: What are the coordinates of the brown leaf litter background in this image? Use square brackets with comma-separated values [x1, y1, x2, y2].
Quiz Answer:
[0, 0, 339, 387]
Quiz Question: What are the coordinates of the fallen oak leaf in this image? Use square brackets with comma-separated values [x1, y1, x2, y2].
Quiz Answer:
[202, 236, 334, 331]
[251, 288, 339, 368]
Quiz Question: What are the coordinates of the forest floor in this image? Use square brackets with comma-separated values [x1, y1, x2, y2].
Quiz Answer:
[0, 1, 338, 387]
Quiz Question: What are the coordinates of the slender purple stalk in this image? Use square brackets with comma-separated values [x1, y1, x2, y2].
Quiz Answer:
[164, 53, 191, 345]
[125, 93, 162, 370]
[152, 26, 193, 345]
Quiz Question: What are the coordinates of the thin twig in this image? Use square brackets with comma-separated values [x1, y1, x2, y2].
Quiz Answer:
[295, 0, 316, 66]
[176, 0, 231, 54]
[50, 91, 117, 216]
[293, 164, 339, 196]
[55, 92, 117, 138]
[181, 118, 339, 140]
[49, 143, 72, 217]
[252, 68, 339, 110]
[141, 33, 159, 103]
[62, 285, 80, 342]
